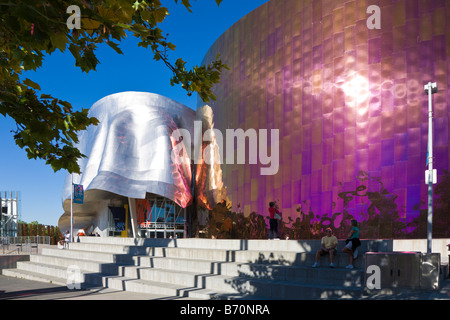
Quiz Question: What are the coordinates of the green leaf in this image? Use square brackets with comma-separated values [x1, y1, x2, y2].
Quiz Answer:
[82, 18, 102, 30]
[141, 9, 152, 22]
[59, 100, 72, 111]
[51, 32, 67, 52]
[106, 41, 123, 54]
[153, 7, 168, 23]
[167, 43, 176, 51]
[40, 94, 53, 100]
[23, 78, 41, 90]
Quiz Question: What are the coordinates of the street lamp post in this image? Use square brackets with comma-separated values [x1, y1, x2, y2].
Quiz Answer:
[70, 173, 73, 243]
[424, 82, 437, 254]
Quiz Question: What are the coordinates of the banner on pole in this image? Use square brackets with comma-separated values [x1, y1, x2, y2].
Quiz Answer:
[73, 184, 84, 204]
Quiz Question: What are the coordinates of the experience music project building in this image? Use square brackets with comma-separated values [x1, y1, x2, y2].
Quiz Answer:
[59, 0, 450, 240]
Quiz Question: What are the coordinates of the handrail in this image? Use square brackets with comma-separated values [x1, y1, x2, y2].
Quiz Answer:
[6, 248, 20, 255]
[0, 236, 50, 245]
[0, 236, 50, 254]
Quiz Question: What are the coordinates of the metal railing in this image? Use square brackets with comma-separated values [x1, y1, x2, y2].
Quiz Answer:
[0, 236, 50, 254]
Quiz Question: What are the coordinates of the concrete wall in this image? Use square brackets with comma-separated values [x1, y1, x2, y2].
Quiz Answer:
[0, 255, 29, 273]
[393, 239, 450, 264]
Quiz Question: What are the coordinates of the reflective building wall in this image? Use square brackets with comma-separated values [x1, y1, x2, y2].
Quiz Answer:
[200, 0, 450, 239]
[60, 92, 195, 234]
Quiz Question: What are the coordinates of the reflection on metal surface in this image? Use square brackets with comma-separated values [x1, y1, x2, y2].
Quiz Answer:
[59, 92, 195, 233]
[195, 105, 227, 210]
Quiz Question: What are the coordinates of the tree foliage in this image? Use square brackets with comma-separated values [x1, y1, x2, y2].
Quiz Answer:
[18, 221, 62, 245]
[201, 201, 269, 239]
[0, 0, 227, 173]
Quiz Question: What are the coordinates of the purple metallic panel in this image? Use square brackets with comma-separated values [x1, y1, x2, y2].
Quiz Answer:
[200, 0, 450, 239]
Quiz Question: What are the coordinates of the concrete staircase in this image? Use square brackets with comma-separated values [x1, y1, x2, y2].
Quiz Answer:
[2, 237, 390, 299]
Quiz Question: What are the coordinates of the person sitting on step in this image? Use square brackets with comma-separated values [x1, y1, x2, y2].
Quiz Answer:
[312, 228, 338, 268]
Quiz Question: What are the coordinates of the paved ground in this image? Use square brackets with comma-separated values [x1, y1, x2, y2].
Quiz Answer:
[361, 278, 450, 300]
[0, 275, 197, 300]
[1, 274, 449, 300]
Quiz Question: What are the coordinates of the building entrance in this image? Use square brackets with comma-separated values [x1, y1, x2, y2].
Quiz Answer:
[136, 196, 185, 239]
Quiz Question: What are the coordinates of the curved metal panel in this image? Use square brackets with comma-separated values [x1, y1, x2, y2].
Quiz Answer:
[60, 92, 195, 231]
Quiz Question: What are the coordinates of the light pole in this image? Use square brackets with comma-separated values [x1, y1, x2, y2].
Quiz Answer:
[70, 173, 73, 243]
[424, 82, 437, 254]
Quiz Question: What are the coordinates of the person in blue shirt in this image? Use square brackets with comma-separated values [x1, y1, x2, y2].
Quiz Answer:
[342, 219, 361, 269]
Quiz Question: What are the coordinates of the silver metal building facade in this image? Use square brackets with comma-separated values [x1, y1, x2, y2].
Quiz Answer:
[59, 92, 196, 238]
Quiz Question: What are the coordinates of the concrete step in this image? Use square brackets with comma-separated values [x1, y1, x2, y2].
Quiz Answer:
[12, 261, 107, 289]
[138, 247, 365, 268]
[29, 254, 118, 274]
[67, 242, 149, 255]
[15, 261, 70, 280]
[44, 243, 365, 269]
[77, 237, 391, 253]
[117, 266, 235, 291]
[41, 247, 134, 265]
[130, 255, 364, 286]
[3, 238, 370, 299]
[23, 245, 366, 287]
[1, 267, 220, 299]
[115, 263, 364, 290]
[6, 254, 248, 299]
[14, 250, 365, 289]
[2, 268, 67, 287]
[83, 267, 364, 300]
[69, 237, 368, 269]
[4, 260, 363, 299]
[83, 273, 236, 299]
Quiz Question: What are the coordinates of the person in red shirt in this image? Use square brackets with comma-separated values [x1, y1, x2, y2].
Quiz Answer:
[268, 201, 281, 240]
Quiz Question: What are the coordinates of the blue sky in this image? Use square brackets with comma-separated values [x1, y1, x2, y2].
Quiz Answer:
[0, 0, 268, 226]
